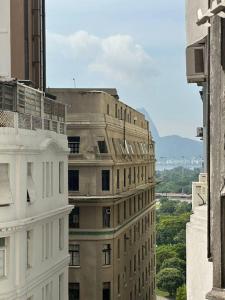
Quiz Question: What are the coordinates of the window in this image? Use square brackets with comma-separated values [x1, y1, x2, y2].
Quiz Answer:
[107, 104, 110, 115]
[116, 169, 120, 189]
[124, 168, 126, 187]
[124, 201, 126, 220]
[103, 282, 111, 300]
[98, 140, 108, 153]
[59, 218, 64, 250]
[118, 274, 120, 294]
[27, 162, 35, 203]
[69, 207, 80, 228]
[68, 137, 80, 153]
[59, 162, 64, 194]
[129, 198, 132, 216]
[69, 283, 80, 300]
[115, 104, 118, 118]
[124, 234, 127, 252]
[69, 244, 80, 266]
[128, 167, 131, 185]
[133, 167, 136, 184]
[59, 273, 64, 300]
[46, 162, 50, 197]
[117, 239, 120, 259]
[102, 170, 110, 191]
[68, 170, 79, 191]
[117, 204, 120, 224]
[103, 207, 111, 228]
[0, 238, 6, 277]
[0, 163, 12, 205]
[134, 255, 136, 272]
[102, 244, 111, 265]
[27, 231, 32, 269]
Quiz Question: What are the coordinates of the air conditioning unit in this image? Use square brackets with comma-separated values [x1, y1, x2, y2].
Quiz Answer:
[186, 44, 206, 83]
[211, 0, 225, 14]
[196, 127, 203, 138]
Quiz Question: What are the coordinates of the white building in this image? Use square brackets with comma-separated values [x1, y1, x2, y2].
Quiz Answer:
[186, 174, 212, 300]
[0, 80, 72, 300]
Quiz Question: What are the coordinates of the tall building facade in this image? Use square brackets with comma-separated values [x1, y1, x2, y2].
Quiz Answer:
[0, 80, 71, 300]
[49, 88, 156, 300]
[0, 0, 46, 90]
[186, 0, 225, 299]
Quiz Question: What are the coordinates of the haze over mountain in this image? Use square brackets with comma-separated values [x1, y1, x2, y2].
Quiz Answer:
[138, 108, 203, 159]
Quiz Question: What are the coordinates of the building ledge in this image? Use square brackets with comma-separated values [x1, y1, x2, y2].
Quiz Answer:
[206, 288, 225, 300]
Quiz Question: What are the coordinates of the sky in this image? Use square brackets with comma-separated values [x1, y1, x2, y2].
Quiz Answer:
[45, 0, 202, 139]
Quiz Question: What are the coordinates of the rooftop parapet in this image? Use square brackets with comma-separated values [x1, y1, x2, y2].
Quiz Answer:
[0, 81, 66, 134]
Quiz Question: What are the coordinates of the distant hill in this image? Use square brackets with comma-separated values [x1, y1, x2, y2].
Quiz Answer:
[138, 108, 203, 159]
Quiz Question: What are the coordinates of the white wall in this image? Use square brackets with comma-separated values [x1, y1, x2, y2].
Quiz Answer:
[0, 0, 11, 78]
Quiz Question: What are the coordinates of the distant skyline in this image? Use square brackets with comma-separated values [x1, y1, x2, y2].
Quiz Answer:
[46, 0, 202, 139]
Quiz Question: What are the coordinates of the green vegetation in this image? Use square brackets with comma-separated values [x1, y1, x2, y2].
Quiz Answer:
[156, 167, 200, 194]
[176, 285, 187, 300]
[156, 197, 191, 298]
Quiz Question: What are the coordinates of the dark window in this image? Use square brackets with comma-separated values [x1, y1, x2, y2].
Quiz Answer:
[68, 170, 79, 191]
[115, 104, 118, 118]
[68, 137, 80, 153]
[98, 141, 108, 153]
[102, 170, 110, 191]
[116, 169, 120, 189]
[103, 207, 111, 228]
[194, 48, 204, 73]
[124, 168, 126, 187]
[124, 201, 126, 219]
[69, 244, 80, 266]
[69, 207, 80, 228]
[102, 244, 111, 265]
[103, 282, 111, 300]
[69, 283, 80, 300]
[107, 104, 110, 115]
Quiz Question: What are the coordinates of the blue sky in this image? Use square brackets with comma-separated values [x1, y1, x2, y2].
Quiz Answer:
[45, 0, 202, 139]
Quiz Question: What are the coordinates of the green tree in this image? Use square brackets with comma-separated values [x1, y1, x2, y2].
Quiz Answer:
[161, 257, 186, 275]
[176, 285, 187, 300]
[156, 245, 178, 272]
[158, 197, 178, 215]
[157, 268, 184, 296]
[173, 243, 186, 261]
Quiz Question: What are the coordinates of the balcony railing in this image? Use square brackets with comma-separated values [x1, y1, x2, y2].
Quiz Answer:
[0, 81, 66, 134]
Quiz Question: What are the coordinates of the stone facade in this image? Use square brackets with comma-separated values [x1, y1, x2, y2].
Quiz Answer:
[49, 88, 156, 300]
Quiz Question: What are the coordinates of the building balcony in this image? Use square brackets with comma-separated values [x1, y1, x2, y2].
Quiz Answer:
[192, 173, 207, 209]
[0, 80, 66, 134]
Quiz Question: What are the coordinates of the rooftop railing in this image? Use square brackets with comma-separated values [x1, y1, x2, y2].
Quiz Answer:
[0, 81, 66, 134]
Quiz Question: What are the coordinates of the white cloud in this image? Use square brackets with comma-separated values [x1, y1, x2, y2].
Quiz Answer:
[47, 30, 158, 86]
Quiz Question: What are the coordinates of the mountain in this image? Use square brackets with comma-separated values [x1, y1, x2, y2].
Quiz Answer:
[138, 108, 203, 159]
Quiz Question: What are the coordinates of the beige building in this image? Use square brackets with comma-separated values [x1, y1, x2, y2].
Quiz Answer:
[0, 0, 46, 90]
[49, 88, 156, 300]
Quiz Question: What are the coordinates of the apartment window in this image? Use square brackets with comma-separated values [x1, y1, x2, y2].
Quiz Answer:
[124, 168, 126, 187]
[69, 283, 80, 300]
[129, 198, 132, 216]
[129, 259, 132, 277]
[27, 162, 35, 203]
[118, 274, 120, 294]
[124, 234, 127, 252]
[59, 218, 64, 250]
[68, 136, 80, 153]
[103, 207, 111, 228]
[115, 104, 118, 118]
[102, 244, 111, 265]
[103, 282, 111, 300]
[68, 170, 79, 191]
[98, 140, 108, 153]
[0, 238, 6, 277]
[27, 231, 32, 269]
[59, 273, 64, 300]
[124, 201, 126, 220]
[141, 166, 144, 180]
[117, 239, 120, 259]
[133, 167, 136, 184]
[128, 167, 131, 185]
[102, 170, 110, 191]
[134, 197, 136, 213]
[69, 207, 80, 228]
[107, 104, 110, 115]
[0, 163, 12, 205]
[116, 169, 120, 189]
[137, 166, 140, 182]
[59, 162, 64, 194]
[134, 255, 136, 272]
[129, 229, 132, 246]
[69, 244, 80, 266]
